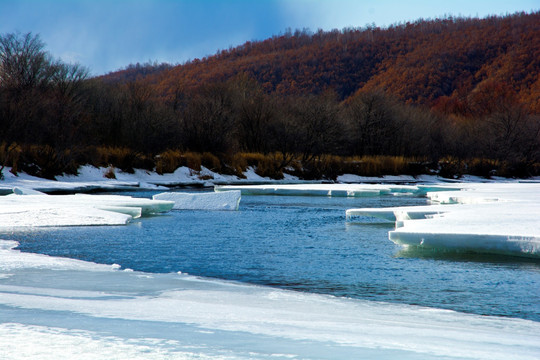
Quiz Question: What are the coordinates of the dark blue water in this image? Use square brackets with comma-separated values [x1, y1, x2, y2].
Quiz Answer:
[5, 190, 540, 321]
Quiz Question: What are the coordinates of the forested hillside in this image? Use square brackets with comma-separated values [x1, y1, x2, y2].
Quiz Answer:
[1, 12, 539, 180]
[107, 12, 539, 112]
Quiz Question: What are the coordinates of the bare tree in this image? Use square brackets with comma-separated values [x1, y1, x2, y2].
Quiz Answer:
[228, 73, 275, 153]
[344, 90, 404, 156]
[0, 32, 52, 91]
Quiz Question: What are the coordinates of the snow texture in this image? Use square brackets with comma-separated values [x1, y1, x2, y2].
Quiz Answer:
[153, 190, 241, 210]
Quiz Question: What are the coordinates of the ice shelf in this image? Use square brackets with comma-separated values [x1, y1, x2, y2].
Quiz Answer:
[0, 192, 174, 227]
[153, 190, 241, 210]
[347, 183, 540, 258]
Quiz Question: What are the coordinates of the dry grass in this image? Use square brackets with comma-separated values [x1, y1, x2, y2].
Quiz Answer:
[0, 142, 22, 175]
[17, 145, 78, 179]
[103, 165, 116, 179]
[2, 144, 536, 180]
[88, 147, 152, 173]
[201, 152, 221, 172]
[155, 150, 202, 174]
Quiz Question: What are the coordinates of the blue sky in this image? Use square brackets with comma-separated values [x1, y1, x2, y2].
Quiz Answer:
[1, 0, 538, 75]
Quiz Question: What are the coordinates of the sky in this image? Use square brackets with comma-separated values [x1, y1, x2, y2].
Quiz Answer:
[0, 0, 538, 76]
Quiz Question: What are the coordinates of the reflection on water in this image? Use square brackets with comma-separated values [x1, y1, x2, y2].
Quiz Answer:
[396, 246, 540, 268]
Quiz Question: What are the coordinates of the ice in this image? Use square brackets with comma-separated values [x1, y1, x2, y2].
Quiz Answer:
[346, 204, 451, 223]
[0, 239, 539, 360]
[348, 183, 540, 257]
[12, 187, 46, 195]
[215, 183, 424, 197]
[0, 203, 133, 227]
[0, 192, 173, 227]
[153, 190, 241, 210]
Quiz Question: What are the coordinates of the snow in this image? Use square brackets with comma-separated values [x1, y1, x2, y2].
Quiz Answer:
[347, 183, 540, 258]
[153, 190, 241, 211]
[0, 165, 305, 194]
[0, 193, 173, 227]
[0, 239, 539, 360]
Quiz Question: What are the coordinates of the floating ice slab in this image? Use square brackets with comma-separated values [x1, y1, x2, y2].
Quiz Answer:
[215, 183, 426, 197]
[153, 190, 241, 210]
[1, 239, 539, 360]
[389, 202, 540, 257]
[0, 204, 133, 227]
[346, 204, 455, 223]
[348, 183, 540, 258]
[0, 192, 173, 227]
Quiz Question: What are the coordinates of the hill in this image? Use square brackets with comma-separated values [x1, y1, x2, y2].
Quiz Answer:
[104, 12, 539, 113]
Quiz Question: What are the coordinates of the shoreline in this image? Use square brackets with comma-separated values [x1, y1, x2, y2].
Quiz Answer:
[2, 165, 538, 195]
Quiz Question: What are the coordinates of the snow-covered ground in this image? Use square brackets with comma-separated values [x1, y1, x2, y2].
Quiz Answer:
[0, 165, 302, 194]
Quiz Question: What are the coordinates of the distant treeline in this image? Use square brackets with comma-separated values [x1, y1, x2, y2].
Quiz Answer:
[1, 12, 539, 180]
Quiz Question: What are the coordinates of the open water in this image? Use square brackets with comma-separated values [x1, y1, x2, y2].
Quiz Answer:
[6, 190, 540, 321]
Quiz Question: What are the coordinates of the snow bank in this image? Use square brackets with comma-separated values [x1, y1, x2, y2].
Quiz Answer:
[153, 190, 241, 211]
[1, 239, 539, 360]
[0, 165, 303, 194]
[347, 183, 540, 258]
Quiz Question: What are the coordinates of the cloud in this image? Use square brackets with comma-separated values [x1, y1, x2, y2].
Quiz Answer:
[278, 0, 540, 31]
[2, 0, 538, 75]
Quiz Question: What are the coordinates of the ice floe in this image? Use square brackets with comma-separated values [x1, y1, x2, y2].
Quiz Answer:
[153, 190, 241, 210]
[347, 183, 540, 258]
[215, 183, 425, 197]
[0, 192, 173, 227]
[0, 239, 539, 360]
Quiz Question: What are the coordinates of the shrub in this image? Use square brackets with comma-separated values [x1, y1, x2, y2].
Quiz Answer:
[155, 149, 183, 174]
[220, 153, 247, 178]
[0, 142, 22, 176]
[201, 152, 221, 172]
[18, 145, 78, 180]
[466, 158, 499, 178]
[301, 155, 343, 180]
[232, 153, 285, 179]
[253, 155, 283, 179]
[438, 157, 465, 178]
[103, 165, 116, 179]
[155, 150, 202, 174]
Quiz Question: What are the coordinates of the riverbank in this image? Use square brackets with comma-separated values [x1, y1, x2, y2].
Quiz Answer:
[2, 164, 537, 195]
